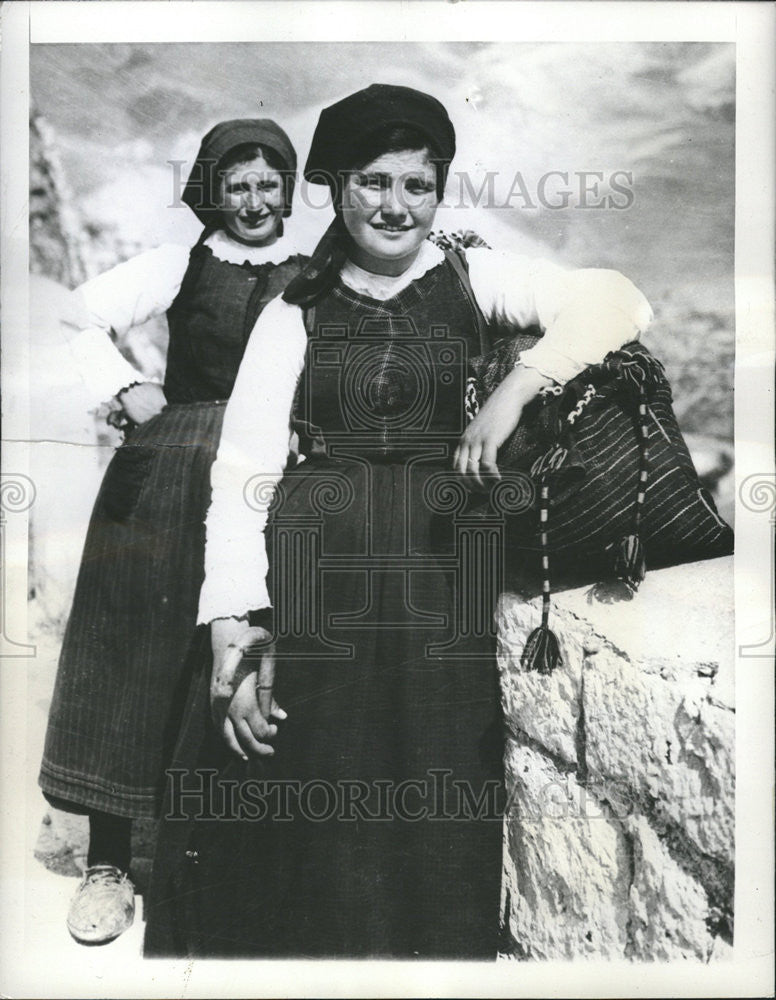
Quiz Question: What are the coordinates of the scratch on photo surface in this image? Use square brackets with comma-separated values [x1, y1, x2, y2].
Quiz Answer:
[181, 957, 194, 995]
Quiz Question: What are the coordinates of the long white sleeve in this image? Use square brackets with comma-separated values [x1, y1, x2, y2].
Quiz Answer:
[62, 327, 150, 404]
[465, 248, 653, 382]
[197, 295, 308, 623]
[75, 243, 190, 340]
[70, 243, 191, 398]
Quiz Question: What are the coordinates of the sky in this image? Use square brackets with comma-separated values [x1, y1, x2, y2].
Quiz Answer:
[30, 41, 734, 314]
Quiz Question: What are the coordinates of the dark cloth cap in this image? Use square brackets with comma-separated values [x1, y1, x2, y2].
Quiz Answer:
[304, 84, 456, 191]
[182, 118, 298, 224]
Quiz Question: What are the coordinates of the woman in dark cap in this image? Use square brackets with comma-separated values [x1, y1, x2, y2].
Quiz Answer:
[144, 85, 652, 959]
[39, 119, 307, 946]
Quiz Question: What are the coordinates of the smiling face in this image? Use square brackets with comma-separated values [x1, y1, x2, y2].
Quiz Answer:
[340, 148, 440, 275]
[218, 154, 285, 245]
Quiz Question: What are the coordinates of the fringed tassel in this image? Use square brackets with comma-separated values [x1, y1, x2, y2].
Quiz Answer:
[521, 482, 563, 674]
[613, 383, 650, 591]
[521, 623, 562, 675]
[613, 532, 646, 591]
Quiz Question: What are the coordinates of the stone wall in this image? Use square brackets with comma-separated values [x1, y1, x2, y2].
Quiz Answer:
[497, 555, 734, 961]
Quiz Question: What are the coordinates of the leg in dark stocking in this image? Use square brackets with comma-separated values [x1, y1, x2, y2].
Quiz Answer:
[87, 811, 132, 873]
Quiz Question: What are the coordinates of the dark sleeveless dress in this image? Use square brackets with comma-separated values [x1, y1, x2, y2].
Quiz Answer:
[144, 255, 507, 959]
[38, 238, 305, 819]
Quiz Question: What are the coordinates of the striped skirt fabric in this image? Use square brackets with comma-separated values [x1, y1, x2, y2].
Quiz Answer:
[39, 402, 226, 818]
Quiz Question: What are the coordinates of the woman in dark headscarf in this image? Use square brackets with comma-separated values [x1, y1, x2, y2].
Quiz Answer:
[39, 119, 307, 946]
[144, 85, 653, 959]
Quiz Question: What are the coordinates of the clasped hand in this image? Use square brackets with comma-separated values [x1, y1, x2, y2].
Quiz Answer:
[210, 618, 287, 759]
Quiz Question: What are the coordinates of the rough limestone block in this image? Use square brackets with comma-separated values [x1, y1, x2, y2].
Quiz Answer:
[497, 557, 732, 764]
[497, 596, 594, 764]
[672, 694, 735, 864]
[502, 737, 631, 959]
[497, 557, 734, 960]
[582, 648, 734, 868]
[626, 814, 713, 961]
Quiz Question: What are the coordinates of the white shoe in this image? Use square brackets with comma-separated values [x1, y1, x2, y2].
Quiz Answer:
[66, 865, 135, 945]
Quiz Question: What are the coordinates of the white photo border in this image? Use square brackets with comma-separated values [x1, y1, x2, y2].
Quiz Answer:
[1, 2, 773, 997]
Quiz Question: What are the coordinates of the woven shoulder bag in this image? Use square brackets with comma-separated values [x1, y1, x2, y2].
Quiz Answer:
[443, 239, 734, 675]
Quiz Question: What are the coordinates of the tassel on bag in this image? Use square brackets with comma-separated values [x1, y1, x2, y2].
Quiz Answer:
[520, 482, 563, 674]
[612, 378, 651, 591]
[519, 395, 597, 675]
[613, 532, 647, 590]
[521, 624, 562, 676]
[474, 340, 667, 672]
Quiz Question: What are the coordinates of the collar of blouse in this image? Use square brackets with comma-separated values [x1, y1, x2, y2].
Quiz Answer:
[339, 239, 445, 301]
[204, 228, 303, 268]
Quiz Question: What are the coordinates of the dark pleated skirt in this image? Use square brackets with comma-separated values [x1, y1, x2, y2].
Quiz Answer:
[39, 402, 226, 818]
[144, 456, 505, 959]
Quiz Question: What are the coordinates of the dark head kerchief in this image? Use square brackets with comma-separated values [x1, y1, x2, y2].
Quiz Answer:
[182, 118, 298, 225]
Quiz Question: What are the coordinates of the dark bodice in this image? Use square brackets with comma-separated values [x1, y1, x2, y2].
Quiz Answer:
[295, 256, 483, 458]
[164, 242, 306, 404]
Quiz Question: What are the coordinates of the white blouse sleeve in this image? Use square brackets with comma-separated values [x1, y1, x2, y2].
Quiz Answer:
[197, 295, 308, 624]
[69, 243, 191, 398]
[62, 327, 148, 404]
[465, 248, 653, 383]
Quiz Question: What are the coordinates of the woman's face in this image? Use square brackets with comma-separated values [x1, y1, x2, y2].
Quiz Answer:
[219, 154, 285, 245]
[340, 148, 440, 275]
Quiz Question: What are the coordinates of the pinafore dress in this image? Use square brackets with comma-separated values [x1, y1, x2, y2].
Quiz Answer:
[144, 253, 507, 959]
[39, 235, 305, 818]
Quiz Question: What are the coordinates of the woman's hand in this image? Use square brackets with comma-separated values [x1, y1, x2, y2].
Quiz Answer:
[454, 364, 553, 488]
[118, 382, 167, 425]
[210, 618, 287, 760]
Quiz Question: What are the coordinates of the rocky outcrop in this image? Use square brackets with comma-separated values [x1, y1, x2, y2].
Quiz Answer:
[29, 111, 166, 378]
[498, 556, 734, 961]
[30, 112, 89, 290]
